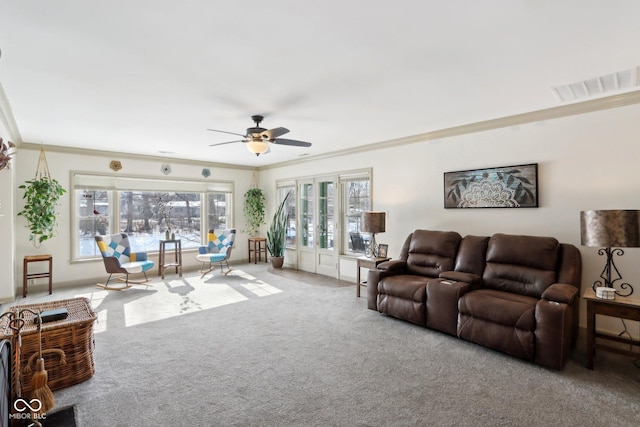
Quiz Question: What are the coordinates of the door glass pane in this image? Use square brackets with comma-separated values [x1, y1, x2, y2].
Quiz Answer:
[300, 183, 313, 248]
[318, 181, 334, 250]
[344, 179, 370, 254]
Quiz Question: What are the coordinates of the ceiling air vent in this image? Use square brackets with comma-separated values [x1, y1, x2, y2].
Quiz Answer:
[551, 66, 639, 102]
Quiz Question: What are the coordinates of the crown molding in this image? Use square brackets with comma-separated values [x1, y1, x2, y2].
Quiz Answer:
[17, 142, 257, 171]
[259, 89, 640, 171]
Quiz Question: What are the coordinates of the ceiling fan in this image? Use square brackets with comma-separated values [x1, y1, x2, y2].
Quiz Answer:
[207, 115, 312, 156]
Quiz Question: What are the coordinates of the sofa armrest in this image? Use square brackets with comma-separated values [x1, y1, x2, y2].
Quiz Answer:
[367, 267, 404, 310]
[439, 271, 481, 285]
[541, 283, 578, 305]
[535, 284, 579, 369]
[376, 259, 407, 273]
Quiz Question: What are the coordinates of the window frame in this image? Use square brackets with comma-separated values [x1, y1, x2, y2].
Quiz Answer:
[340, 172, 371, 256]
[276, 168, 371, 257]
[70, 171, 234, 262]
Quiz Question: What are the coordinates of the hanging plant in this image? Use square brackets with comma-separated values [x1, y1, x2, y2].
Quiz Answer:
[17, 147, 67, 247]
[243, 188, 265, 236]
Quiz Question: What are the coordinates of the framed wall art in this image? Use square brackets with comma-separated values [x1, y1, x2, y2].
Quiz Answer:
[444, 163, 538, 209]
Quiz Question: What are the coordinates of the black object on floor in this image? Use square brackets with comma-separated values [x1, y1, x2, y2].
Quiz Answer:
[42, 405, 77, 427]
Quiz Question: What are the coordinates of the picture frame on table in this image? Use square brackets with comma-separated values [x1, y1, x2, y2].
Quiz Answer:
[377, 244, 388, 258]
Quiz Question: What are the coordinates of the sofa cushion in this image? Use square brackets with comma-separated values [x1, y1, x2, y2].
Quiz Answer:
[458, 289, 538, 361]
[378, 275, 429, 302]
[454, 235, 489, 276]
[483, 234, 560, 298]
[406, 230, 461, 277]
[378, 275, 429, 326]
[458, 289, 537, 331]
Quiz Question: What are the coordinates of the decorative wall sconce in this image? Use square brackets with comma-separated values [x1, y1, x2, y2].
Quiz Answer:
[580, 209, 640, 297]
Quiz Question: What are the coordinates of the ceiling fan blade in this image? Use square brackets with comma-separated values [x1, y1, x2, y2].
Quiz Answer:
[271, 138, 312, 147]
[209, 139, 245, 147]
[207, 128, 247, 138]
[261, 127, 289, 139]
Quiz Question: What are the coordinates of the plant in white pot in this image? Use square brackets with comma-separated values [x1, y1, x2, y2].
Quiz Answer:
[266, 192, 290, 268]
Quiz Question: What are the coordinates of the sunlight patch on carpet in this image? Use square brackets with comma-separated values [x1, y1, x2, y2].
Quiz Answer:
[242, 281, 283, 296]
[73, 269, 284, 331]
[123, 277, 248, 327]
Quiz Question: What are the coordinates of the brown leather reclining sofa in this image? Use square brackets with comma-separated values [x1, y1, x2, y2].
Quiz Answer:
[367, 230, 582, 370]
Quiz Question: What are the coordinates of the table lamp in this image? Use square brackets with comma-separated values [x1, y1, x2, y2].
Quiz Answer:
[362, 211, 386, 258]
[580, 209, 640, 297]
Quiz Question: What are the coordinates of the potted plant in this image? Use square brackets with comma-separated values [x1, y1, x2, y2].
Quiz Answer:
[18, 175, 67, 247]
[267, 192, 290, 268]
[243, 188, 265, 236]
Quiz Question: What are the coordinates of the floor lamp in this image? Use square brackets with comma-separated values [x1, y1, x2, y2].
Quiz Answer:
[580, 209, 640, 297]
[362, 211, 385, 258]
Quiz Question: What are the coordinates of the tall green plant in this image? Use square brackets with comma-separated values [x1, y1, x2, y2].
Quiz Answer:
[267, 192, 290, 258]
[243, 188, 265, 236]
[18, 176, 67, 246]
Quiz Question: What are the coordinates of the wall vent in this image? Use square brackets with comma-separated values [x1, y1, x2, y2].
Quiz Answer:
[551, 67, 639, 102]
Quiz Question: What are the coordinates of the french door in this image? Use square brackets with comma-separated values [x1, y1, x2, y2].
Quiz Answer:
[297, 176, 339, 277]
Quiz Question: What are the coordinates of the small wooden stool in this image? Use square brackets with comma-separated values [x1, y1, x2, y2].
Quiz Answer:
[248, 237, 268, 264]
[23, 254, 53, 298]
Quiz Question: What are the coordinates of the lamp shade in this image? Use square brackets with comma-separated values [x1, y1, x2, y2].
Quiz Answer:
[362, 211, 386, 234]
[580, 210, 640, 247]
[247, 140, 269, 155]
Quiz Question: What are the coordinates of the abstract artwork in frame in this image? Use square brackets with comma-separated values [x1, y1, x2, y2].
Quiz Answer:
[444, 163, 538, 208]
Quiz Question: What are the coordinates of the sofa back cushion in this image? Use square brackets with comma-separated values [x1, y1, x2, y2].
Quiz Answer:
[482, 233, 559, 298]
[406, 230, 462, 277]
[454, 235, 490, 276]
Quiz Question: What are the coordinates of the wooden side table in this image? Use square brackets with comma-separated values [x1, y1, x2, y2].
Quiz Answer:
[356, 256, 390, 297]
[248, 237, 268, 264]
[23, 254, 53, 298]
[158, 239, 182, 279]
[584, 288, 640, 369]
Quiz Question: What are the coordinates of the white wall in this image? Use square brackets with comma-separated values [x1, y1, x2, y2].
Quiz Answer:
[6, 102, 640, 336]
[259, 102, 640, 336]
[0, 133, 15, 302]
[4, 146, 256, 301]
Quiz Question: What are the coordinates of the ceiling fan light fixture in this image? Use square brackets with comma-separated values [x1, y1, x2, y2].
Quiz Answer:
[247, 140, 269, 156]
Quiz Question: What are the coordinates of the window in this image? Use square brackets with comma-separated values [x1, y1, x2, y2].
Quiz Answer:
[77, 190, 111, 258]
[118, 191, 202, 252]
[342, 175, 370, 255]
[207, 192, 231, 231]
[72, 172, 233, 260]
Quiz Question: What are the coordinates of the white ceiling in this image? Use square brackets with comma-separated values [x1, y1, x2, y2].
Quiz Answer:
[1, 1, 640, 167]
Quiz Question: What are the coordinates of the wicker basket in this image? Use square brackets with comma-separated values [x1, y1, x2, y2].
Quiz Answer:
[0, 297, 97, 396]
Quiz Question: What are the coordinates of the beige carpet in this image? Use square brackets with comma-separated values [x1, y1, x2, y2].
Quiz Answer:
[13, 264, 640, 426]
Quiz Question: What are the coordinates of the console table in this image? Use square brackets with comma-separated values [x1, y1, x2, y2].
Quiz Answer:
[356, 256, 390, 297]
[584, 288, 640, 369]
[158, 239, 183, 279]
